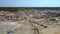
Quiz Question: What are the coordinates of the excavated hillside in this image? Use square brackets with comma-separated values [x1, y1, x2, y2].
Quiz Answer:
[0, 10, 60, 34]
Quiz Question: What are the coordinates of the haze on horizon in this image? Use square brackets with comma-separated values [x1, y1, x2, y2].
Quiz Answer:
[0, 0, 60, 7]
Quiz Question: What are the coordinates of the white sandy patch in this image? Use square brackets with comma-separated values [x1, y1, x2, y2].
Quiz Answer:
[40, 26, 60, 34]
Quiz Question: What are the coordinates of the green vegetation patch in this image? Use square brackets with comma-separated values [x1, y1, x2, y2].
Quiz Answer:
[50, 19, 58, 23]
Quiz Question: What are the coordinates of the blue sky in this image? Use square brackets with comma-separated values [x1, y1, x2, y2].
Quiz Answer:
[0, 0, 60, 7]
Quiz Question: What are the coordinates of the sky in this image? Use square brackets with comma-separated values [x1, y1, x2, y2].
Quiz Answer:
[0, 0, 60, 7]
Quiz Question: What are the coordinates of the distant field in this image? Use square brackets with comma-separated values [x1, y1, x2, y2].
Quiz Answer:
[0, 7, 60, 12]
